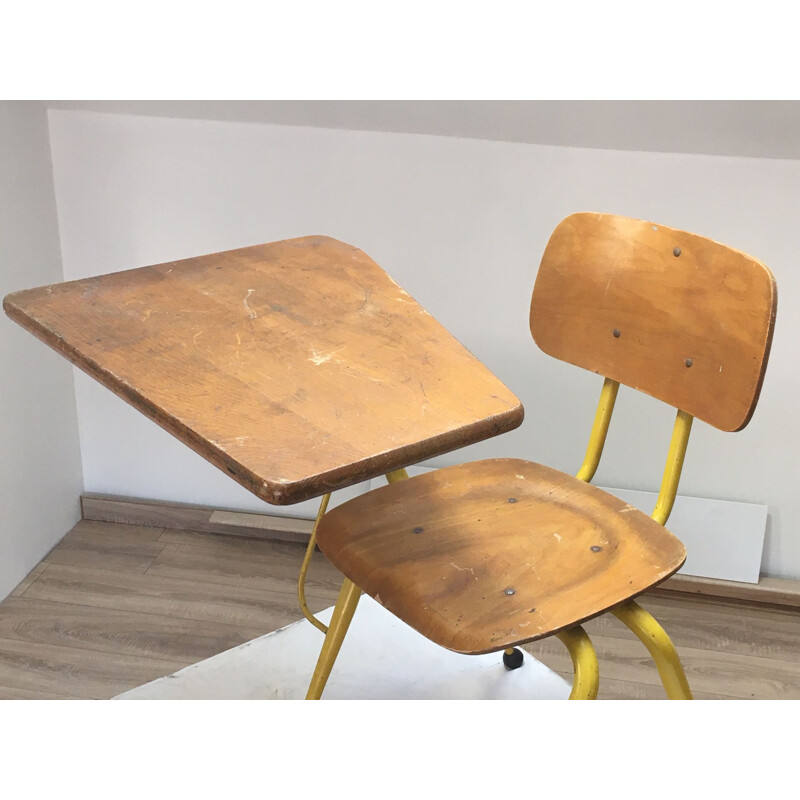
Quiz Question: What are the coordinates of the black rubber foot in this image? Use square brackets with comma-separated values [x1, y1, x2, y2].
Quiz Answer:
[502, 648, 524, 670]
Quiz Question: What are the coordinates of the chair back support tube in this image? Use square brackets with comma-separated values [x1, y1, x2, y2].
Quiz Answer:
[651, 410, 693, 525]
[576, 378, 619, 483]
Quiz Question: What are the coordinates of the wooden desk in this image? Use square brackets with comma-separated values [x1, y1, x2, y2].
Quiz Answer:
[4, 236, 523, 506]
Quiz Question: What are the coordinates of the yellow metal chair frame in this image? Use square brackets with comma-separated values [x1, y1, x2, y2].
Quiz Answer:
[298, 211, 778, 701]
[300, 379, 693, 700]
[576, 377, 693, 700]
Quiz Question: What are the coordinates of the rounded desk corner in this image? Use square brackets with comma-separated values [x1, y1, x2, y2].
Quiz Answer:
[256, 475, 322, 507]
[2, 290, 22, 317]
[258, 482, 295, 507]
[496, 401, 525, 436]
[292, 233, 352, 250]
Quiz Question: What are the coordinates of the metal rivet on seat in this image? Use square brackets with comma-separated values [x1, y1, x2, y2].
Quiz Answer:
[507, 497, 517, 503]
[612, 328, 621, 338]
[673, 247, 681, 257]
[685, 358, 693, 368]
[413, 526, 424, 534]
[504, 587, 516, 596]
[590, 545, 603, 552]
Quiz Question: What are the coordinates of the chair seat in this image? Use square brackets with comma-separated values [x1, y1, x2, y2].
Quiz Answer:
[316, 458, 686, 654]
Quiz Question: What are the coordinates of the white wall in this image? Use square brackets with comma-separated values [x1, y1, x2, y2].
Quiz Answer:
[0, 102, 83, 599]
[47, 109, 800, 578]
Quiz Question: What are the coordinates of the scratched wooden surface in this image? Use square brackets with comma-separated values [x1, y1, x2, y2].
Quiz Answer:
[3, 236, 523, 505]
[316, 459, 686, 654]
[531, 213, 777, 431]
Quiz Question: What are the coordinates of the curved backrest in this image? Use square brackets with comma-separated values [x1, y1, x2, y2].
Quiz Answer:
[530, 213, 777, 432]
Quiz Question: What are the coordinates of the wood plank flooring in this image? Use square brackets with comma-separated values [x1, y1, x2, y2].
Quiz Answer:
[2, 519, 800, 699]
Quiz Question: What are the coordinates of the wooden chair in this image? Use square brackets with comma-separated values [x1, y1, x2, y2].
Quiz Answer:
[301, 212, 777, 700]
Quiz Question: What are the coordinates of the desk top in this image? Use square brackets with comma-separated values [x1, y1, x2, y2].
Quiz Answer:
[4, 236, 523, 505]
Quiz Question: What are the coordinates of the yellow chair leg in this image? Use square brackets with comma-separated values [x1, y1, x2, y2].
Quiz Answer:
[305, 468, 410, 700]
[611, 599, 693, 699]
[306, 577, 362, 699]
[554, 625, 599, 700]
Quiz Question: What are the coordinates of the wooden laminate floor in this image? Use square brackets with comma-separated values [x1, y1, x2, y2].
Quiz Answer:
[1, 519, 799, 699]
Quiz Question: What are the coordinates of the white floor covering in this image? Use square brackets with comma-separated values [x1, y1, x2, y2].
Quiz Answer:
[115, 596, 570, 700]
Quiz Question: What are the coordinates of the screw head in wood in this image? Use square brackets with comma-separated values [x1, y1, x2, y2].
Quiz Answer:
[612, 328, 621, 338]
[685, 358, 693, 368]
[673, 247, 682, 257]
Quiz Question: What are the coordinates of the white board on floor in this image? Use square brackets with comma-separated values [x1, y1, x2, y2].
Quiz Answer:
[368, 467, 767, 584]
[114, 596, 569, 700]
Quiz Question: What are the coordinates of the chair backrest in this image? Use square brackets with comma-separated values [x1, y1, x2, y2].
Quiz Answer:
[530, 213, 777, 432]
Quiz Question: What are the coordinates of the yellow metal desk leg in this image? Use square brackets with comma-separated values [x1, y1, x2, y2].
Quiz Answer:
[385, 468, 409, 484]
[298, 493, 332, 634]
[611, 600, 693, 699]
[305, 468, 410, 700]
[306, 578, 361, 699]
[555, 626, 600, 699]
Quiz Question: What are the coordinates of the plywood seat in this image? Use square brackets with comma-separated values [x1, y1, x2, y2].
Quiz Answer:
[316, 458, 687, 654]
